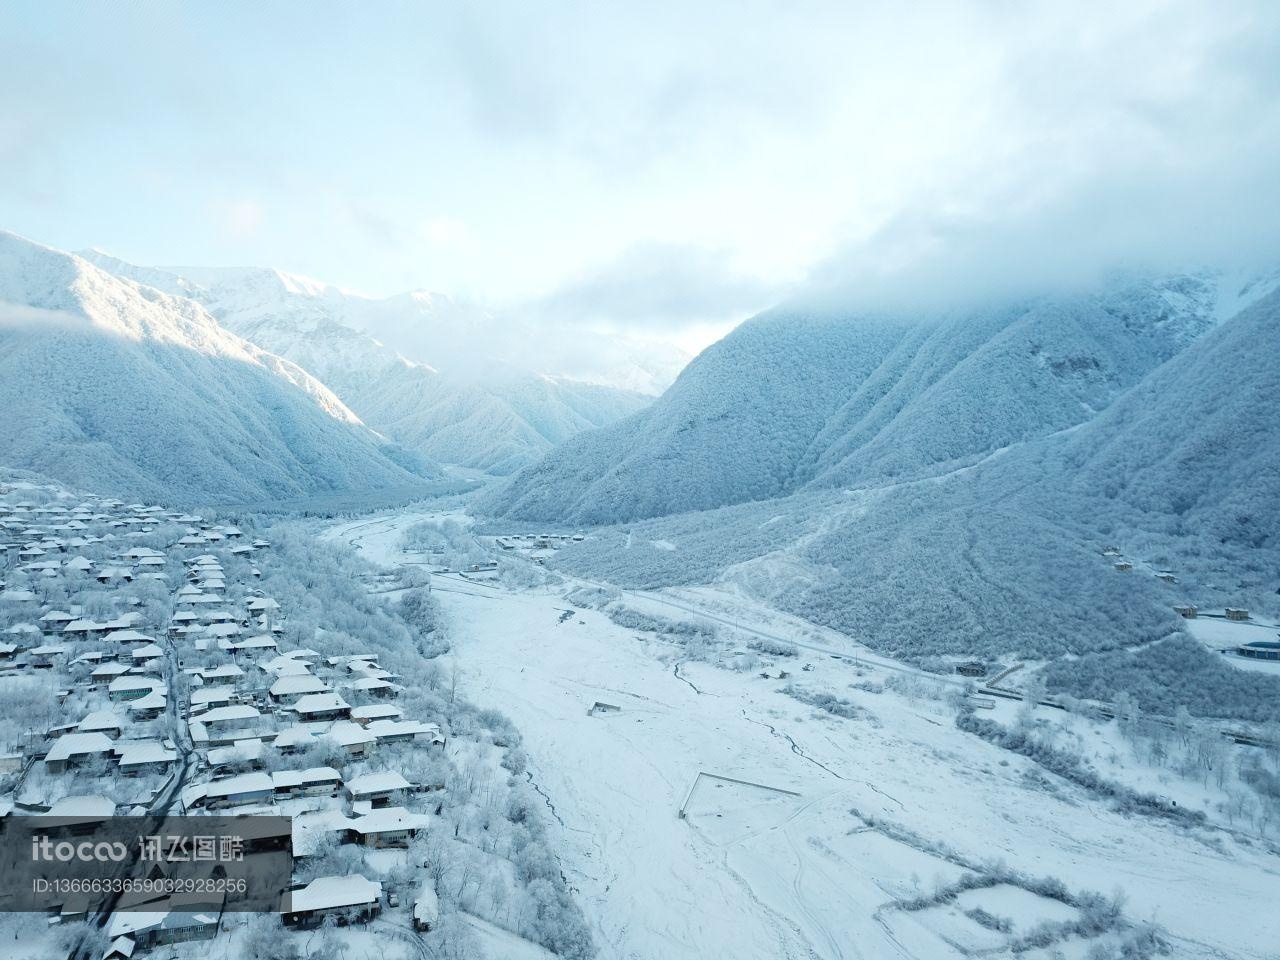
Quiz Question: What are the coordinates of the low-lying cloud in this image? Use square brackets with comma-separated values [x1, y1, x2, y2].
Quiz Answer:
[529, 241, 788, 333]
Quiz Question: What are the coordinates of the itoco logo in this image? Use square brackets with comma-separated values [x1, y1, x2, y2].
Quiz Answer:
[30, 835, 129, 863]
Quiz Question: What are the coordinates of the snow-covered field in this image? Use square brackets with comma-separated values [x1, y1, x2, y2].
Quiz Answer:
[1185, 616, 1280, 674]
[327, 512, 1280, 960]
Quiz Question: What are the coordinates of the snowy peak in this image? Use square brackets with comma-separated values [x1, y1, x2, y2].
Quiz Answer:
[80, 250, 655, 473]
[9, 234, 361, 425]
[80, 249, 688, 396]
[0, 231, 435, 504]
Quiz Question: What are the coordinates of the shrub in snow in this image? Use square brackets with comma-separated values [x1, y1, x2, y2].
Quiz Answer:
[955, 708, 1206, 826]
[965, 907, 1012, 933]
[749, 637, 799, 657]
[784, 685, 868, 720]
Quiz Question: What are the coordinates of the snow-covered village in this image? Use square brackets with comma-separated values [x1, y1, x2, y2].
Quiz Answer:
[3, 4, 1280, 960]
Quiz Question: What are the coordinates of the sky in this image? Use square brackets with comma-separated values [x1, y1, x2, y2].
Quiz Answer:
[2, 0, 1280, 351]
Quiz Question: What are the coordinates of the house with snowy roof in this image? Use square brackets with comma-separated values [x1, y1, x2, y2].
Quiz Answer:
[109, 675, 164, 702]
[45, 732, 115, 773]
[282, 874, 382, 927]
[349, 703, 402, 725]
[76, 710, 125, 737]
[126, 688, 167, 721]
[367, 719, 445, 747]
[45, 794, 116, 830]
[272, 765, 342, 799]
[344, 771, 411, 807]
[269, 673, 329, 703]
[344, 806, 429, 847]
[324, 721, 374, 757]
[115, 738, 178, 775]
[182, 771, 274, 809]
[106, 905, 220, 949]
[293, 693, 351, 722]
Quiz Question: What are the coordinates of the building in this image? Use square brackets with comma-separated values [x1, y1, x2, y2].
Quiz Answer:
[115, 739, 178, 776]
[1173, 605, 1197, 619]
[350, 703, 402, 726]
[272, 766, 342, 800]
[955, 661, 987, 678]
[1226, 608, 1250, 622]
[107, 909, 220, 950]
[1237, 640, 1280, 661]
[269, 673, 329, 703]
[345, 807, 429, 848]
[345, 771, 411, 808]
[325, 721, 374, 757]
[347, 676, 399, 698]
[282, 875, 382, 928]
[109, 676, 164, 702]
[194, 704, 260, 730]
[294, 693, 352, 722]
[76, 710, 125, 737]
[366, 720, 444, 747]
[46, 794, 116, 831]
[183, 772, 274, 809]
[272, 727, 317, 755]
[44, 732, 115, 773]
[28, 643, 69, 668]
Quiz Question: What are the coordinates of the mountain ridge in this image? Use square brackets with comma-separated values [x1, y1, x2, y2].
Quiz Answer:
[80, 252, 660, 473]
[0, 232, 435, 505]
[480, 271, 1278, 522]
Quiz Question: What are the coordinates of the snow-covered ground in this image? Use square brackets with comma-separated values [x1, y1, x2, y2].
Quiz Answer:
[1185, 616, 1280, 674]
[327, 512, 1280, 960]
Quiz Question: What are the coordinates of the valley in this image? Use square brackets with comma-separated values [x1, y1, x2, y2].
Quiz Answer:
[5, 8, 1280, 960]
[326, 510, 1280, 960]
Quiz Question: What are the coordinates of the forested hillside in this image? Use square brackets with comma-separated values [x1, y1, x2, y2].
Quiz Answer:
[483, 273, 1272, 523]
[530, 287, 1280, 719]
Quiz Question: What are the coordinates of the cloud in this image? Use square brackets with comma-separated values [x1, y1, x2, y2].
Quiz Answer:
[529, 241, 788, 332]
[0, 302, 83, 332]
[209, 198, 264, 240]
[419, 216, 470, 249]
[5, 0, 1280, 330]
[797, 1, 1280, 312]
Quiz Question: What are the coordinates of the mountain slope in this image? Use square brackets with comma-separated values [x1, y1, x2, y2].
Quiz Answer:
[1042, 287, 1280, 549]
[81, 253, 655, 473]
[482, 273, 1273, 523]
[480, 312, 919, 521]
[0, 233, 434, 504]
[538, 286, 1280, 718]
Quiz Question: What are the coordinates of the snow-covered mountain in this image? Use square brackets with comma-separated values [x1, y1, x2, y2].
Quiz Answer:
[81, 253, 660, 472]
[0, 233, 435, 505]
[1025, 282, 1280, 552]
[527, 283, 1280, 718]
[481, 272, 1279, 523]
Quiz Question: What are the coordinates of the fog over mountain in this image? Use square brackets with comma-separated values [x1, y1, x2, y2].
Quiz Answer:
[481, 270, 1278, 523]
[526, 283, 1280, 719]
[80, 252, 664, 473]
